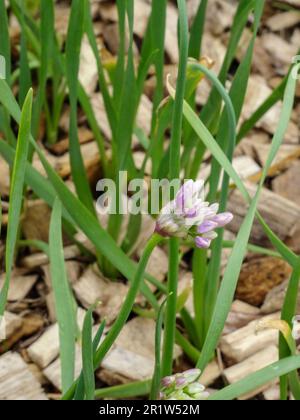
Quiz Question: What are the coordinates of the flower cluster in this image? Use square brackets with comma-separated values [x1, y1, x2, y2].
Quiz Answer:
[160, 369, 209, 400]
[155, 180, 233, 249]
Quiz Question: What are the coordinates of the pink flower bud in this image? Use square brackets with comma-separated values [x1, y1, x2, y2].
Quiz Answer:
[195, 237, 211, 249]
[198, 220, 218, 234]
[212, 212, 233, 228]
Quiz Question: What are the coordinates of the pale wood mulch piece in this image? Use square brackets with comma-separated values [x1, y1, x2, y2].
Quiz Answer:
[273, 161, 300, 206]
[0, 271, 37, 302]
[73, 266, 130, 325]
[0, 352, 48, 400]
[262, 279, 300, 314]
[220, 313, 281, 364]
[223, 300, 260, 336]
[27, 308, 86, 370]
[223, 346, 279, 400]
[227, 182, 300, 246]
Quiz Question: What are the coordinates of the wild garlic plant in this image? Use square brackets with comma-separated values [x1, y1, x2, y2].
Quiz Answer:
[0, 0, 300, 402]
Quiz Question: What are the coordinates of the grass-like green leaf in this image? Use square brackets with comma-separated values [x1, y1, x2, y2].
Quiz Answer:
[0, 89, 33, 315]
[65, 0, 95, 215]
[49, 198, 77, 393]
[95, 380, 151, 400]
[209, 356, 300, 401]
[279, 260, 300, 399]
[150, 297, 168, 400]
[74, 319, 106, 400]
[0, 0, 11, 83]
[81, 306, 95, 400]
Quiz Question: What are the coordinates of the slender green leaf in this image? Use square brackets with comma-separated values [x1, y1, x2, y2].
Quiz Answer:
[150, 297, 168, 400]
[95, 380, 151, 400]
[209, 356, 300, 400]
[65, 0, 95, 214]
[49, 198, 77, 393]
[82, 306, 95, 400]
[0, 89, 33, 315]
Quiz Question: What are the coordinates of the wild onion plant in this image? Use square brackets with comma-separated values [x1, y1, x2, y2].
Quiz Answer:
[0, 0, 300, 401]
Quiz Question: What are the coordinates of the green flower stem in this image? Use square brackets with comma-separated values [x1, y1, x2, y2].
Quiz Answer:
[162, 238, 180, 376]
[161, 0, 188, 377]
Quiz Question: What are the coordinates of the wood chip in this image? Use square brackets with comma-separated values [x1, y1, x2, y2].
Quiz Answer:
[2, 314, 44, 352]
[200, 360, 221, 387]
[0, 272, 37, 302]
[73, 266, 129, 325]
[165, 3, 179, 63]
[273, 161, 300, 206]
[0, 157, 10, 196]
[21, 245, 80, 269]
[0, 311, 23, 340]
[0, 352, 47, 400]
[223, 346, 278, 400]
[236, 257, 292, 306]
[22, 200, 52, 244]
[99, 317, 182, 385]
[205, 0, 236, 35]
[241, 75, 298, 143]
[261, 33, 298, 71]
[224, 300, 260, 335]
[49, 128, 94, 155]
[43, 345, 82, 391]
[255, 143, 300, 169]
[79, 35, 98, 96]
[262, 279, 300, 314]
[27, 308, 86, 369]
[263, 384, 280, 401]
[220, 313, 280, 363]
[138, 246, 168, 283]
[227, 182, 300, 244]
[266, 11, 300, 31]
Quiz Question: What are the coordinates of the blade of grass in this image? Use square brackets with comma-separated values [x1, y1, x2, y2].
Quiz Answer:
[32, 0, 54, 137]
[150, 297, 168, 400]
[18, 1, 32, 107]
[209, 356, 300, 401]
[65, 0, 95, 215]
[279, 260, 300, 399]
[81, 306, 95, 400]
[49, 198, 77, 394]
[150, 0, 167, 128]
[84, 0, 117, 137]
[95, 380, 151, 400]
[0, 0, 11, 84]
[0, 0, 14, 147]
[0, 89, 33, 315]
[200, 0, 256, 131]
[74, 319, 106, 400]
